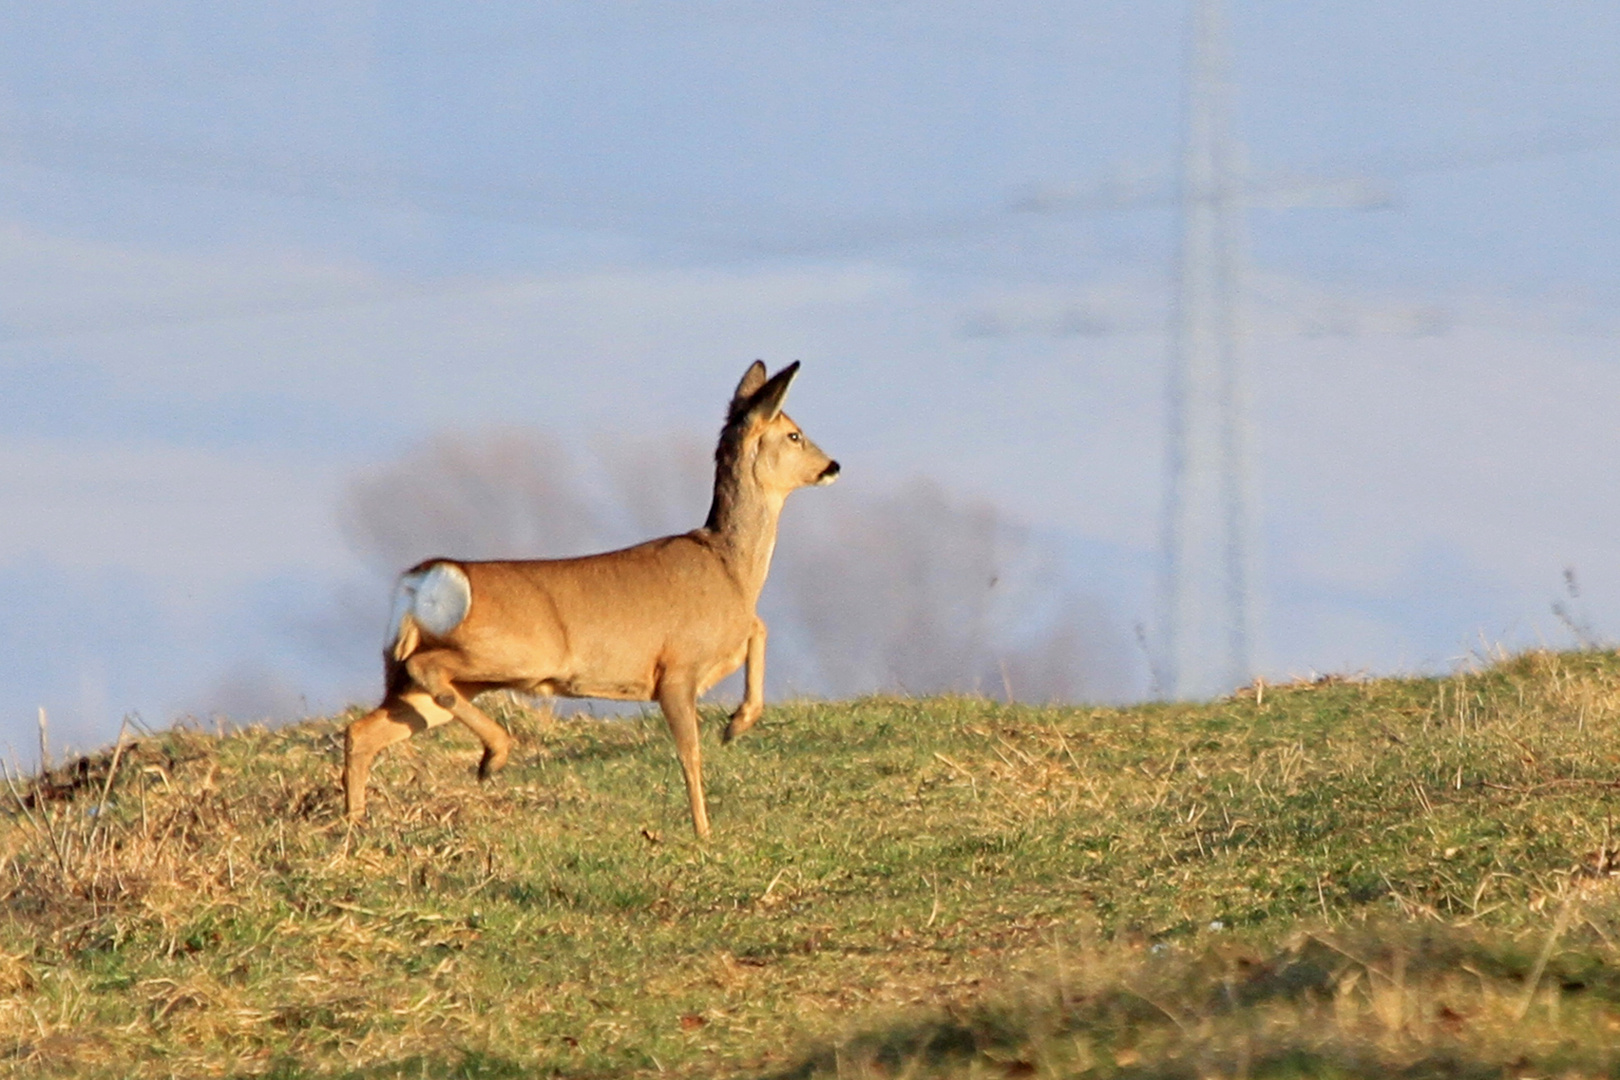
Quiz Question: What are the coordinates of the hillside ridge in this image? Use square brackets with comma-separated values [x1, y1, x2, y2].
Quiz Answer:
[6, 651, 1620, 1076]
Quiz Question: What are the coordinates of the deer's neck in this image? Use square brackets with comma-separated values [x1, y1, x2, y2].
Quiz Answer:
[704, 450, 784, 602]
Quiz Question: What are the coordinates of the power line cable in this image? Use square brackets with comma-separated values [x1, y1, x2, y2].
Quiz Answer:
[2, 113, 1616, 256]
[1, 112, 1615, 344]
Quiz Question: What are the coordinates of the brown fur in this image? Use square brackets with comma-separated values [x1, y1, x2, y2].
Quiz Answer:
[342, 361, 838, 837]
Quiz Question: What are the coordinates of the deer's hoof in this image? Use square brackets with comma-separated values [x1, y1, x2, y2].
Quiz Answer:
[723, 710, 759, 744]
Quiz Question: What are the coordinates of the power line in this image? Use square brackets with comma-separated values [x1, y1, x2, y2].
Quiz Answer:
[0, 78, 1615, 347]
[2, 111, 1615, 260]
[0, 278, 515, 347]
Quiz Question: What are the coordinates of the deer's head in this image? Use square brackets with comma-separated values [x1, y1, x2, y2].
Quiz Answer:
[726, 361, 840, 499]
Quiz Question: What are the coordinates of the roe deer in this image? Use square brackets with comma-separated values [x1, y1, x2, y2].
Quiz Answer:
[342, 361, 838, 837]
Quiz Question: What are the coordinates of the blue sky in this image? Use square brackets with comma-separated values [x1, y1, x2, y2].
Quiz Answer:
[1, 2, 1617, 755]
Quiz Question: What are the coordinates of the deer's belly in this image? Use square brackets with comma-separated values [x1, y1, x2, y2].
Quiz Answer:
[528, 675, 657, 701]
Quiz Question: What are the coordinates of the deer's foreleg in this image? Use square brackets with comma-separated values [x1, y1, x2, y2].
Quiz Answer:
[722, 619, 767, 744]
[658, 678, 711, 839]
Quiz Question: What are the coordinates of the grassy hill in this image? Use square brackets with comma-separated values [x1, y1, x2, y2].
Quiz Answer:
[7, 650, 1620, 1077]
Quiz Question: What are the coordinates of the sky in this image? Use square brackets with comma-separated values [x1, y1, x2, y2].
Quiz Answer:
[1, 2, 1617, 758]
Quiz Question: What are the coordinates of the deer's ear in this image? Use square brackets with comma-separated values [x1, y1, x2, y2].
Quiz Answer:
[731, 361, 769, 409]
[744, 361, 800, 424]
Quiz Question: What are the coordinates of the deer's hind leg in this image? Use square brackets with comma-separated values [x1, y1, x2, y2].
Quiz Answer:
[406, 651, 459, 710]
[406, 655, 514, 782]
[443, 682, 513, 781]
[344, 693, 448, 820]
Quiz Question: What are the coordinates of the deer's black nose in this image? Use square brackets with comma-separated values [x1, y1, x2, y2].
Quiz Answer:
[818, 461, 841, 483]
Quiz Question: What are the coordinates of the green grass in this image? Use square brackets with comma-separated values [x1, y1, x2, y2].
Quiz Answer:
[7, 650, 1620, 1077]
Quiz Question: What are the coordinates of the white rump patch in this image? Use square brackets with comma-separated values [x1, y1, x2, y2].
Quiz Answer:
[388, 561, 472, 643]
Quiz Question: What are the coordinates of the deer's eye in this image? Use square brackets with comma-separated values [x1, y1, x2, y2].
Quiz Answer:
[787, 431, 802, 443]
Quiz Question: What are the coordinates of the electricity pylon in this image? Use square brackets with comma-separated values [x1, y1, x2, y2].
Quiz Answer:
[1160, 0, 1255, 699]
